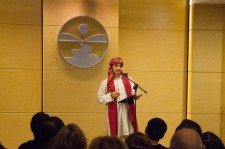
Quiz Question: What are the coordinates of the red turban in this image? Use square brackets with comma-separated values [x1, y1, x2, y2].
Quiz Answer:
[107, 57, 124, 88]
[108, 57, 123, 75]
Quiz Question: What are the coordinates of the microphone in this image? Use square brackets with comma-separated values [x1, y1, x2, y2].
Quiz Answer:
[122, 73, 128, 78]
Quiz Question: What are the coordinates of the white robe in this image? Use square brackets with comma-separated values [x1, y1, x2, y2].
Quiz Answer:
[97, 76, 135, 136]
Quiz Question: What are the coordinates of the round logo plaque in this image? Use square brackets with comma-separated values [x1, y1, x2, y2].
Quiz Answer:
[58, 16, 108, 68]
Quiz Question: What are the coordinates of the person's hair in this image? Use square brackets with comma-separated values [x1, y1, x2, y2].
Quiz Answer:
[48, 123, 87, 149]
[0, 142, 6, 149]
[50, 116, 65, 134]
[30, 112, 50, 139]
[41, 116, 65, 145]
[202, 131, 225, 149]
[51, 116, 65, 128]
[89, 136, 127, 149]
[125, 132, 151, 149]
[175, 119, 202, 137]
[145, 117, 167, 141]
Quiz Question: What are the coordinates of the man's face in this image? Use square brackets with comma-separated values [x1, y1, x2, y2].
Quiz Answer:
[112, 63, 123, 76]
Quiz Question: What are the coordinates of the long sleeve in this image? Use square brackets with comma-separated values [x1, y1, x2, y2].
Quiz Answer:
[97, 79, 114, 104]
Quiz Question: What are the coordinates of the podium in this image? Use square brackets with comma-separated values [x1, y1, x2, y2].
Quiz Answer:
[118, 95, 142, 103]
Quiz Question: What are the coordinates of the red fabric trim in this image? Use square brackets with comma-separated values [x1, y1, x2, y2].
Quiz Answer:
[122, 77, 138, 132]
[109, 57, 123, 68]
[107, 77, 118, 136]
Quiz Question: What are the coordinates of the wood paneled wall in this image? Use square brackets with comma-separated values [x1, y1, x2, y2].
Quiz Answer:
[3, 0, 225, 148]
[118, 0, 189, 145]
[0, 0, 42, 148]
[42, 0, 119, 146]
[221, 4, 225, 143]
[0, 0, 189, 148]
[188, 4, 225, 142]
[42, 0, 189, 147]
[44, 0, 189, 147]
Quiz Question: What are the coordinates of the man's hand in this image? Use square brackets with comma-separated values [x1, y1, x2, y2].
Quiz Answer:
[111, 91, 120, 98]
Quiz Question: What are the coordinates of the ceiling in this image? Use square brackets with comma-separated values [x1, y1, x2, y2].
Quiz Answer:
[190, 0, 225, 4]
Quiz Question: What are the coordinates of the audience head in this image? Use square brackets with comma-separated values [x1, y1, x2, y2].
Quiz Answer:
[125, 132, 151, 149]
[145, 117, 167, 142]
[170, 128, 204, 149]
[48, 123, 87, 149]
[41, 116, 65, 145]
[89, 136, 127, 149]
[202, 131, 225, 149]
[0, 142, 6, 149]
[175, 119, 202, 138]
[30, 112, 50, 139]
[51, 116, 65, 129]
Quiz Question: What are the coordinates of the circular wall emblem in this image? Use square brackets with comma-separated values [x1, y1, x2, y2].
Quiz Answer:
[58, 16, 108, 68]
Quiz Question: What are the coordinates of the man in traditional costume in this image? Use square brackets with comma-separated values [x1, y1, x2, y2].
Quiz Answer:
[97, 57, 141, 137]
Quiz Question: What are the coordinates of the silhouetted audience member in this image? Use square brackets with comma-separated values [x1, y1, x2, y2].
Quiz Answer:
[48, 123, 87, 149]
[145, 117, 168, 149]
[51, 116, 65, 129]
[18, 112, 51, 149]
[202, 131, 225, 149]
[0, 142, 6, 149]
[89, 136, 127, 149]
[41, 116, 65, 147]
[175, 119, 202, 138]
[125, 132, 151, 149]
[18, 113, 65, 149]
[170, 128, 204, 149]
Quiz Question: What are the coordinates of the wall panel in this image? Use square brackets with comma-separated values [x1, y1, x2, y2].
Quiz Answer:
[0, 69, 42, 112]
[119, 0, 188, 30]
[129, 71, 186, 113]
[192, 30, 223, 72]
[119, 29, 187, 71]
[187, 113, 220, 134]
[188, 4, 224, 138]
[43, 0, 120, 143]
[0, 114, 35, 149]
[0, 0, 42, 148]
[43, 0, 119, 27]
[221, 113, 225, 143]
[44, 69, 105, 112]
[119, 0, 189, 146]
[221, 6, 225, 143]
[191, 73, 221, 114]
[0, 0, 42, 25]
[4, 0, 224, 148]
[0, 25, 42, 69]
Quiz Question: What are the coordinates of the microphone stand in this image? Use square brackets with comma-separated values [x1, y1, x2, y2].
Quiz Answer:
[122, 73, 147, 132]
[123, 73, 148, 94]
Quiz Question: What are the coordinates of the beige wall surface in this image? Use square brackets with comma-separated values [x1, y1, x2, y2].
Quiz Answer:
[0, 0, 189, 148]
[3, 0, 225, 148]
[221, 7, 225, 143]
[42, 0, 189, 147]
[188, 4, 225, 142]
[0, 0, 42, 148]
[43, 0, 120, 146]
[119, 0, 188, 146]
